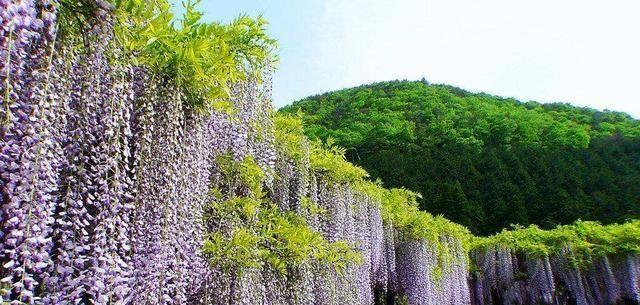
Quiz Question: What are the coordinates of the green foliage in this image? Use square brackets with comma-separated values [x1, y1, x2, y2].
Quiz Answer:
[570, 220, 640, 256]
[59, 0, 276, 109]
[274, 114, 369, 183]
[113, 0, 276, 108]
[282, 80, 637, 150]
[216, 154, 267, 198]
[309, 141, 369, 183]
[300, 196, 326, 217]
[273, 114, 308, 166]
[204, 155, 361, 274]
[472, 220, 640, 267]
[381, 188, 472, 249]
[204, 198, 361, 274]
[280, 80, 640, 235]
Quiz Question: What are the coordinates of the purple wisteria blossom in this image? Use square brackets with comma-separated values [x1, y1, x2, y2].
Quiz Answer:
[470, 245, 640, 305]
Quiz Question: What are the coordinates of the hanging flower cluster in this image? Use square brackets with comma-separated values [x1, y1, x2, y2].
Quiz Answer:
[266, 115, 474, 305]
[0, 0, 274, 303]
[1, 0, 59, 303]
[472, 246, 640, 305]
[395, 234, 470, 305]
[43, 31, 138, 304]
[470, 221, 640, 305]
[471, 246, 555, 305]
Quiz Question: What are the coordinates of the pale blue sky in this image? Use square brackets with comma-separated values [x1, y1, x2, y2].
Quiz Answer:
[185, 0, 640, 117]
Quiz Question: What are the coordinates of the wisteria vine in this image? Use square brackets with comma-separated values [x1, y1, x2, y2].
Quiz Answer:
[2, 1, 636, 305]
[471, 221, 640, 305]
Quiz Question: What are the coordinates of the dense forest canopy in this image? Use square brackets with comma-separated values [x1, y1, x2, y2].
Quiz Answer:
[280, 80, 640, 235]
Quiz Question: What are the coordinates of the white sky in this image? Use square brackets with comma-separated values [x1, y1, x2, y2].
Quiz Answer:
[198, 0, 640, 117]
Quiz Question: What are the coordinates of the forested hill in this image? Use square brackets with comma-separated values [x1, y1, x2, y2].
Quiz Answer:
[279, 80, 640, 235]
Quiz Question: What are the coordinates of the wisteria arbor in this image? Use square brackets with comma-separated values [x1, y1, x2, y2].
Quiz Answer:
[470, 222, 640, 305]
[1, 1, 638, 305]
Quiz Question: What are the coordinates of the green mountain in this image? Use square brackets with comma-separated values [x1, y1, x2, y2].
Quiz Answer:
[280, 80, 640, 235]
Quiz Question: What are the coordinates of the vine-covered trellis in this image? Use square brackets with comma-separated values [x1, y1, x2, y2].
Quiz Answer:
[470, 221, 640, 305]
[1, 1, 638, 305]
